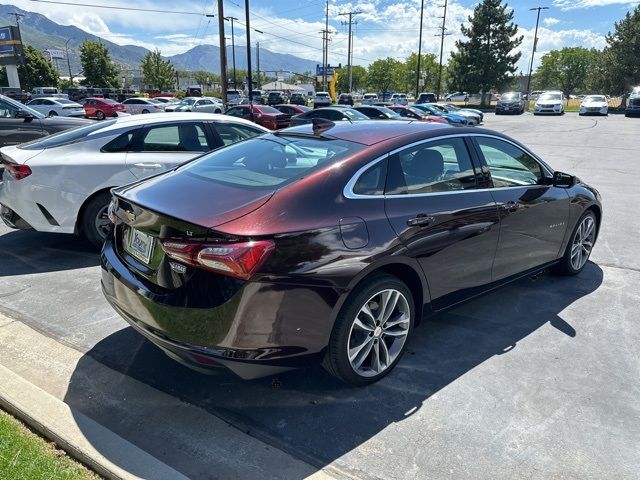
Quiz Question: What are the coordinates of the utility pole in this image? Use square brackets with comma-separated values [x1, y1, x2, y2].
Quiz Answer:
[225, 16, 239, 90]
[526, 6, 549, 108]
[415, 0, 425, 99]
[213, 5, 227, 105]
[10, 12, 26, 90]
[244, 0, 253, 119]
[64, 38, 73, 84]
[436, 0, 449, 101]
[339, 10, 361, 93]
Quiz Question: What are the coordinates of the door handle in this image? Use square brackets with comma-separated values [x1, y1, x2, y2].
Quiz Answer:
[133, 163, 162, 169]
[407, 214, 435, 227]
[499, 201, 519, 213]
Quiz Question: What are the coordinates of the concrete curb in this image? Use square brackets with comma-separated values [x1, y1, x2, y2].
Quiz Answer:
[0, 363, 189, 480]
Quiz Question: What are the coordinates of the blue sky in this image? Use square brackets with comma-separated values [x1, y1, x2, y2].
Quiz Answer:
[7, 0, 639, 70]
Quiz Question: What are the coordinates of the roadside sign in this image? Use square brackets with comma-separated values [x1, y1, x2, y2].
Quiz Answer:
[0, 26, 14, 55]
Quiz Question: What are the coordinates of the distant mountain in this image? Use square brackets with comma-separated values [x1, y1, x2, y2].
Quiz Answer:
[168, 44, 318, 75]
[0, 4, 319, 76]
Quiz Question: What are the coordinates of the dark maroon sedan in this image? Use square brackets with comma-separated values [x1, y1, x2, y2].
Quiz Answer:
[102, 120, 601, 385]
[224, 104, 291, 130]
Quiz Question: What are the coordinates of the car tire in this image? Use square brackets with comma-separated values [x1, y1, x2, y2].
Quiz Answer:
[553, 210, 597, 276]
[81, 191, 113, 250]
[215, 108, 221, 113]
[141, 109, 150, 114]
[323, 274, 414, 386]
[48, 111, 58, 117]
[96, 110, 105, 120]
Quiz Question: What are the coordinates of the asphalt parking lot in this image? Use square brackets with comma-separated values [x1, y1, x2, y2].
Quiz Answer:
[1, 112, 638, 479]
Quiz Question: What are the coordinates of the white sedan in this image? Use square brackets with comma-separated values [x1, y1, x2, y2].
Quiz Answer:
[165, 97, 224, 113]
[25, 97, 85, 117]
[121, 97, 166, 114]
[579, 95, 608, 116]
[0, 113, 268, 247]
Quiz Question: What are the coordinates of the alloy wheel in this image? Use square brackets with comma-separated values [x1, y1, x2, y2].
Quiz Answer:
[570, 215, 596, 271]
[94, 204, 111, 240]
[347, 289, 410, 377]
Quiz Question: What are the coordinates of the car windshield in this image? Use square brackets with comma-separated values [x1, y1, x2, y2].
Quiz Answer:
[343, 109, 369, 120]
[407, 107, 425, 116]
[257, 106, 281, 114]
[178, 134, 364, 189]
[180, 99, 197, 106]
[364, 94, 376, 98]
[149, 99, 163, 104]
[584, 96, 606, 102]
[377, 106, 399, 117]
[102, 99, 118, 104]
[316, 93, 329, 97]
[1, 96, 45, 119]
[539, 93, 562, 101]
[501, 93, 520, 100]
[443, 104, 459, 111]
[18, 120, 116, 150]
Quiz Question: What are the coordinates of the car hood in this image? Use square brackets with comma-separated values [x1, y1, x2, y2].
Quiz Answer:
[536, 99, 563, 105]
[114, 168, 274, 229]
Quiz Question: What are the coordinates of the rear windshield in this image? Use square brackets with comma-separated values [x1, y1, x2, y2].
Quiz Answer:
[56, 99, 77, 105]
[178, 134, 363, 189]
[18, 120, 116, 150]
[257, 106, 282, 114]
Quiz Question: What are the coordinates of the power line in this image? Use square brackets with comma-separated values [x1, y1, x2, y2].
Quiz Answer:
[25, 0, 210, 16]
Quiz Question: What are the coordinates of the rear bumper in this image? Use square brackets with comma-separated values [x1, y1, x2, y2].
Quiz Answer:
[100, 238, 342, 379]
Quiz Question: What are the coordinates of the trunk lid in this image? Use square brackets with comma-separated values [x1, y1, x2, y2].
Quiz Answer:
[114, 168, 274, 229]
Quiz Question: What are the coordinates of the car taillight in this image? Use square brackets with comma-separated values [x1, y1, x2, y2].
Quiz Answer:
[160, 239, 274, 280]
[3, 163, 32, 180]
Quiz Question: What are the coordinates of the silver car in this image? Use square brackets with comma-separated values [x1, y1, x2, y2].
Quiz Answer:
[165, 97, 224, 113]
[121, 98, 165, 115]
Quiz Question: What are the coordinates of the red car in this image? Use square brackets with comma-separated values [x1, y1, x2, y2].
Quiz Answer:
[224, 104, 291, 130]
[81, 97, 126, 120]
[273, 104, 312, 116]
[388, 105, 447, 124]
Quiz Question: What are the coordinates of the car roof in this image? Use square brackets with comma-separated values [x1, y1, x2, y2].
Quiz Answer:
[282, 120, 452, 146]
[30, 97, 75, 102]
[89, 112, 269, 134]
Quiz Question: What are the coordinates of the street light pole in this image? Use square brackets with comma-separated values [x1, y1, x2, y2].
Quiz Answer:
[526, 6, 549, 107]
[225, 16, 239, 90]
[64, 38, 73, 84]
[210, 7, 226, 105]
[415, 0, 424, 99]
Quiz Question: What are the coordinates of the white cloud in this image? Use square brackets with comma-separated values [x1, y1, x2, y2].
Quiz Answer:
[543, 17, 561, 26]
[553, 0, 639, 10]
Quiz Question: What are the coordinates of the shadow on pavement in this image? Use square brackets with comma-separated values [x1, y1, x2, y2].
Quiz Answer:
[0, 229, 99, 277]
[64, 263, 603, 479]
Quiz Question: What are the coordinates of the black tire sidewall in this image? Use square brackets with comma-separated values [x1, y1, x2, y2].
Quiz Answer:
[96, 111, 105, 120]
[324, 274, 415, 386]
[81, 192, 112, 249]
[556, 210, 597, 276]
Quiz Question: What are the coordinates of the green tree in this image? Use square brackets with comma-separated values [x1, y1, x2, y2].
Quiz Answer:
[79, 40, 119, 87]
[337, 65, 367, 93]
[402, 52, 439, 95]
[367, 57, 402, 93]
[141, 49, 176, 91]
[596, 6, 640, 99]
[533, 47, 598, 98]
[448, 0, 523, 105]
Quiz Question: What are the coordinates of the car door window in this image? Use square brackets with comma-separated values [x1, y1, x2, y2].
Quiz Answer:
[138, 123, 211, 152]
[226, 107, 244, 117]
[386, 138, 477, 194]
[213, 122, 264, 146]
[0, 99, 18, 118]
[475, 137, 543, 188]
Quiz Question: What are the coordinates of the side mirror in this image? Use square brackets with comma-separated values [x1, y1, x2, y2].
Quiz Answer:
[552, 171, 576, 188]
[15, 109, 33, 119]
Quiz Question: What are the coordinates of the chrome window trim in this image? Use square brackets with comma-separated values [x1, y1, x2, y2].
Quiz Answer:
[343, 133, 554, 200]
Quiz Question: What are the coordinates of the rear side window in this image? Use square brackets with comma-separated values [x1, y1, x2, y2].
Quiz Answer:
[19, 121, 117, 150]
[353, 160, 387, 196]
[386, 138, 477, 195]
[179, 134, 363, 189]
[136, 123, 210, 152]
[213, 122, 263, 146]
[102, 131, 136, 153]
